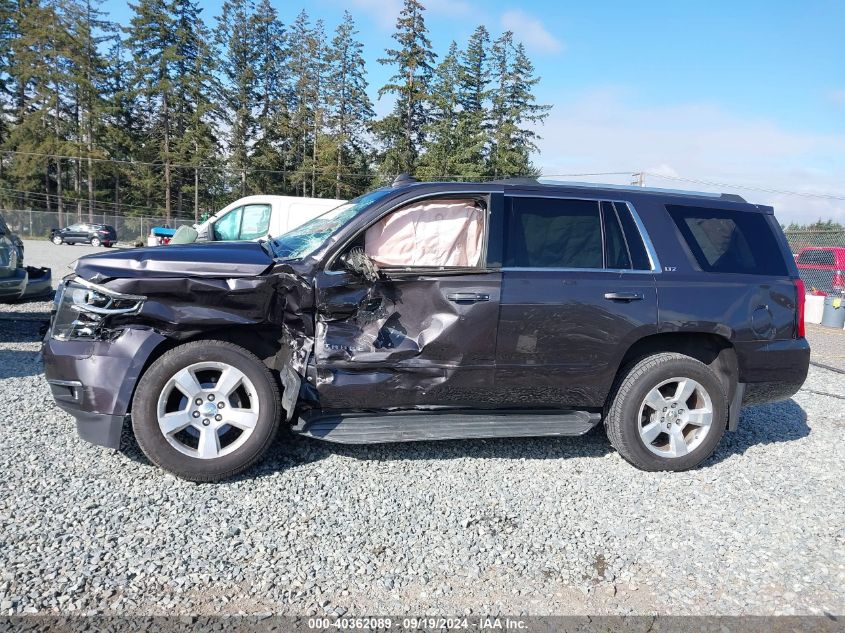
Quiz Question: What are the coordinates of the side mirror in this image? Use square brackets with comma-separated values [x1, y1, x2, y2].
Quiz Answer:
[341, 247, 380, 282]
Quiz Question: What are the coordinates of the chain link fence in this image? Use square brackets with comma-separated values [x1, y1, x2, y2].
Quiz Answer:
[784, 229, 845, 293]
[0, 209, 196, 245]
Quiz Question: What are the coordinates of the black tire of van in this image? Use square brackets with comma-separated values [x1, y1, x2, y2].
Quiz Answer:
[604, 352, 728, 471]
[131, 340, 282, 482]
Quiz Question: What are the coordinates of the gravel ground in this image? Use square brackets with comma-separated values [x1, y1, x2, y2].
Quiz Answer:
[0, 242, 843, 617]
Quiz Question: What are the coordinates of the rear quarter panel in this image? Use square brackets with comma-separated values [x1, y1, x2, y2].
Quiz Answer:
[634, 197, 805, 385]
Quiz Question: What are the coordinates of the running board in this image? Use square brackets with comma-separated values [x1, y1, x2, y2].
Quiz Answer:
[293, 409, 601, 444]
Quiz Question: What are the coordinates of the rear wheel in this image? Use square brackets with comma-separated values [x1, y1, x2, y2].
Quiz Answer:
[605, 352, 728, 471]
[132, 340, 282, 481]
[90, 237, 101, 247]
[51, 235, 62, 245]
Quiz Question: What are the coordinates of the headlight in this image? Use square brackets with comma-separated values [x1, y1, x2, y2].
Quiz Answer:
[51, 278, 146, 340]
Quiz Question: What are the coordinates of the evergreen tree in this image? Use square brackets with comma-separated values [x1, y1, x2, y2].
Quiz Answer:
[376, 0, 435, 176]
[453, 25, 489, 179]
[417, 42, 459, 180]
[489, 32, 551, 178]
[125, 0, 179, 221]
[287, 10, 320, 196]
[249, 0, 288, 195]
[172, 0, 218, 219]
[65, 0, 111, 220]
[216, 0, 257, 195]
[325, 11, 373, 198]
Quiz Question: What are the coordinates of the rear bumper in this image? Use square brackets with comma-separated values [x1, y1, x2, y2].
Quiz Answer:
[0, 267, 27, 300]
[42, 326, 167, 448]
[735, 337, 810, 405]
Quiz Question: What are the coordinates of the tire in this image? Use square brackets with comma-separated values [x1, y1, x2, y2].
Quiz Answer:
[604, 352, 728, 472]
[90, 237, 101, 247]
[51, 235, 62, 245]
[131, 340, 282, 481]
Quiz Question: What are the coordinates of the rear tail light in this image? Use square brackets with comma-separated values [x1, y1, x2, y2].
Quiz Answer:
[834, 270, 845, 289]
[795, 278, 806, 338]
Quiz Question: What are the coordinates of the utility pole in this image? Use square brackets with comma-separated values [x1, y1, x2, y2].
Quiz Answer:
[631, 172, 645, 187]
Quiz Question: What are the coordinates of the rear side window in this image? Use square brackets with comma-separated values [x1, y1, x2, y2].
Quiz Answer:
[797, 249, 834, 265]
[601, 201, 631, 269]
[667, 205, 787, 276]
[504, 197, 602, 268]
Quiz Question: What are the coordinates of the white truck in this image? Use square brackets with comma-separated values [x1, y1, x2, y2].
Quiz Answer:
[194, 195, 345, 243]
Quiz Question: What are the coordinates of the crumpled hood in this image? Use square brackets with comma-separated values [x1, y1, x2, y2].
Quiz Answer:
[74, 241, 275, 282]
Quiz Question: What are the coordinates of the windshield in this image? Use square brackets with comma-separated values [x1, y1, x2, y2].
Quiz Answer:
[269, 189, 392, 259]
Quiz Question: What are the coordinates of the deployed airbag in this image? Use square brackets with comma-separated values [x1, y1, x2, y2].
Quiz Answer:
[364, 199, 483, 267]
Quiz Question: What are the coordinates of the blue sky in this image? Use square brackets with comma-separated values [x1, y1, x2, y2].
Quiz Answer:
[107, 0, 845, 222]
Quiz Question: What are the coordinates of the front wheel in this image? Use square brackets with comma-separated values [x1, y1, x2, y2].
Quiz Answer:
[90, 237, 101, 247]
[604, 352, 728, 471]
[132, 340, 282, 481]
[51, 235, 62, 245]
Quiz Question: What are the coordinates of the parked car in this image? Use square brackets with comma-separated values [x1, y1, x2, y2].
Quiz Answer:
[795, 246, 845, 293]
[43, 178, 809, 481]
[0, 213, 52, 301]
[192, 195, 345, 243]
[50, 223, 117, 247]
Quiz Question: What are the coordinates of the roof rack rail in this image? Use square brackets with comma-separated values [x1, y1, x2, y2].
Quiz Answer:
[493, 177, 746, 203]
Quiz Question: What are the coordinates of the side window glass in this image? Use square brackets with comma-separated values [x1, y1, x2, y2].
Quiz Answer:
[239, 204, 272, 240]
[613, 202, 652, 270]
[601, 201, 631, 269]
[504, 197, 602, 269]
[666, 205, 787, 276]
[364, 198, 486, 268]
[213, 206, 243, 241]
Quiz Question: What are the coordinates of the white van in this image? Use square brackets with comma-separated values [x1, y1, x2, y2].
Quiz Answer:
[194, 195, 346, 242]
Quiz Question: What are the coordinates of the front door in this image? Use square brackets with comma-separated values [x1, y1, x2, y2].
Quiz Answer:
[494, 193, 659, 409]
[312, 192, 503, 411]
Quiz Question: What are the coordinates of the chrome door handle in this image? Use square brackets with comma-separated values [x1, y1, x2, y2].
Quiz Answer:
[447, 292, 490, 303]
[604, 292, 644, 301]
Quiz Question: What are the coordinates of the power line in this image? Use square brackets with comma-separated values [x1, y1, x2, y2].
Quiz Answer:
[642, 172, 845, 202]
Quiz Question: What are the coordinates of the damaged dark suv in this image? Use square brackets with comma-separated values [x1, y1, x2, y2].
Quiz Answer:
[43, 179, 810, 481]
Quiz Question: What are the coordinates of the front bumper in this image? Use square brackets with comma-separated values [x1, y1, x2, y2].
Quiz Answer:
[43, 326, 167, 448]
[0, 267, 27, 300]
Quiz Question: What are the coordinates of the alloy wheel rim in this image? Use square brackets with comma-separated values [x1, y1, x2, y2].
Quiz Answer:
[637, 376, 713, 458]
[156, 361, 260, 459]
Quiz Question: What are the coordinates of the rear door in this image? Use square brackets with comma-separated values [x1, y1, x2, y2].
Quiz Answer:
[494, 192, 659, 409]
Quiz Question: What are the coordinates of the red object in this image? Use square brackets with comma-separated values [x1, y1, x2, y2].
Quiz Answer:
[795, 278, 806, 338]
[795, 246, 845, 291]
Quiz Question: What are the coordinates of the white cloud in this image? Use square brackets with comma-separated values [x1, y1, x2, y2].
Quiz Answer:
[533, 87, 845, 224]
[500, 9, 563, 55]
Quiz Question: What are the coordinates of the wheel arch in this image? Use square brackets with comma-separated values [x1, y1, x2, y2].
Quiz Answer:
[126, 325, 287, 414]
[609, 332, 739, 421]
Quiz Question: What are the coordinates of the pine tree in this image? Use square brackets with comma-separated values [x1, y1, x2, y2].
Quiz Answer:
[249, 0, 288, 195]
[172, 0, 218, 220]
[65, 0, 111, 221]
[216, 0, 257, 196]
[453, 25, 489, 179]
[125, 0, 178, 221]
[325, 11, 373, 198]
[99, 35, 139, 216]
[417, 42, 459, 181]
[7, 0, 75, 221]
[488, 32, 551, 178]
[287, 10, 319, 196]
[376, 0, 435, 176]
